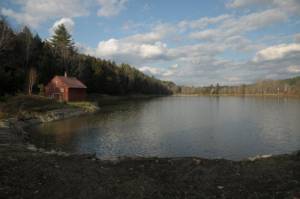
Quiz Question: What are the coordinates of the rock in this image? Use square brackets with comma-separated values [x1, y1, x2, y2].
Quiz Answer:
[217, 186, 224, 190]
[248, 154, 272, 161]
[193, 158, 201, 165]
[0, 120, 9, 128]
[27, 144, 37, 151]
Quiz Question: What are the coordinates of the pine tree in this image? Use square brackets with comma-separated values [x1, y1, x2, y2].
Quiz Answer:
[50, 24, 74, 50]
[49, 24, 75, 73]
[21, 26, 33, 68]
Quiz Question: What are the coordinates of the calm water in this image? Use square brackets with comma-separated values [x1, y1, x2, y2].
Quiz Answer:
[28, 96, 300, 160]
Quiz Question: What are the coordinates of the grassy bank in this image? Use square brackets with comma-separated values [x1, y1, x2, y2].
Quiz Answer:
[0, 95, 99, 119]
[0, 94, 162, 118]
[0, 145, 299, 199]
[0, 95, 69, 118]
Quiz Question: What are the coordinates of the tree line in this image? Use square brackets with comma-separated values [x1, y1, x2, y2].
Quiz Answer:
[0, 18, 173, 96]
[173, 77, 300, 96]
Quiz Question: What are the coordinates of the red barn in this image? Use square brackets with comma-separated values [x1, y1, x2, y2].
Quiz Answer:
[45, 74, 87, 102]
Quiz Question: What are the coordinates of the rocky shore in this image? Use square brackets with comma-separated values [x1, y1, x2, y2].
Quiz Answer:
[7, 108, 94, 140]
[0, 95, 99, 143]
[1, 145, 300, 199]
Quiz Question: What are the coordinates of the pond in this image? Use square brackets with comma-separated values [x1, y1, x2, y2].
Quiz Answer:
[28, 96, 300, 160]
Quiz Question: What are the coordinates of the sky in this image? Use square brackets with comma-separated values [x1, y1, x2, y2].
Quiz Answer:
[1, 0, 300, 86]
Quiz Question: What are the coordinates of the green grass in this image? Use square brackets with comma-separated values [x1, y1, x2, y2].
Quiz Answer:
[0, 95, 100, 119]
[0, 95, 70, 117]
[67, 101, 99, 112]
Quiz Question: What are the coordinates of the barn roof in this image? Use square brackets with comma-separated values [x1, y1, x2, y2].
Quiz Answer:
[54, 76, 87, 88]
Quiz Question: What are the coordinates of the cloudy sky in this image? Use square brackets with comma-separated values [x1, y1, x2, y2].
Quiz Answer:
[1, 0, 300, 86]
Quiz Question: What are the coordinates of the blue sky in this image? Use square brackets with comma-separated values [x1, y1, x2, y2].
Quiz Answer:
[1, 0, 300, 86]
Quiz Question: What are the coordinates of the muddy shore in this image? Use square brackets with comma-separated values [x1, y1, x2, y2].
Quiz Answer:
[1, 145, 300, 199]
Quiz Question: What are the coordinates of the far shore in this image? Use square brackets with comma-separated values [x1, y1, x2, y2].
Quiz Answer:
[172, 93, 300, 98]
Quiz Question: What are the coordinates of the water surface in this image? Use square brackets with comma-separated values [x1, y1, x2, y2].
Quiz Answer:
[28, 96, 300, 160]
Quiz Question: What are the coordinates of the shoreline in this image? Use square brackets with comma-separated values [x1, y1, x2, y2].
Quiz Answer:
[1, 106, 99, 144]
[1, 144, 299, 199]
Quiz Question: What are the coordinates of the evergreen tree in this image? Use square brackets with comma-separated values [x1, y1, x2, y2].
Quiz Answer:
[50, 24, 74, 50]
[15, 26, 34, 69]
[50, 24, 75, 73]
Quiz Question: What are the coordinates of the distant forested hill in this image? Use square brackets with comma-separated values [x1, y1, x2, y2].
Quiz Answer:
[174, 76, 300, 96]
[0, 18, 173, 96]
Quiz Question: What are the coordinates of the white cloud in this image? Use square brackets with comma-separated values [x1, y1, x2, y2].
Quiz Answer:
[225, 36, 263, 52]
[227, 0, 300, 15]
[178, 14, 231, 30]
[122, 21, 143, 32]
[139, 66, 163, 75]
[124, 23, 176, 43]
[139, 66, 175, 77]
[76, 43, 96, 56]
[95, 38, 168, 63]
[90, 23, 178, 64]
[254, 43, 300, 62]
[124, 32, 165, 44]
[140, 42, 167, 59]
[97, 0, 128, 17]
[220, 9, 287, 35]
[1, 0, 89, 27]
[50, 18, 74, 34]
[287, 65, 300, 73]
[189, 29, 219, 40]
[188, 9, 286, 44]
[226, 0, 270, 8]
[171, 64, 178, 69]
[1, 8, 41, 28]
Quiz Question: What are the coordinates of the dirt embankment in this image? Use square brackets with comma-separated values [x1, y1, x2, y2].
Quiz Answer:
[0, 145, 300, 199]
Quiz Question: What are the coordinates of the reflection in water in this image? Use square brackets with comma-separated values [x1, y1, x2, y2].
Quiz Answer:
[28, 96, 300, 160]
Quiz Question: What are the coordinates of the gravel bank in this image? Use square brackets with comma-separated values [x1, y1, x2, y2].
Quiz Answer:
[1, 145, 299, 199]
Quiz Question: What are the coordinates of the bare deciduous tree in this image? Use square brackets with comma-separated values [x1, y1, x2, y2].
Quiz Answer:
[28, 67, 37, 95]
